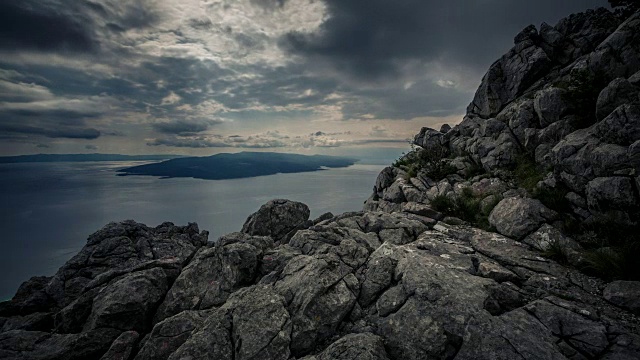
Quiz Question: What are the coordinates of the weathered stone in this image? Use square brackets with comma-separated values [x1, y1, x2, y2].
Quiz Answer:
[155, 233, 272, 322]
[603, 281, 640, 315]
[134, 310, 208, 360]
[241, 199, 310, 242]
[100, 331, 139, 360]
[596, 77, 638, 121]
[85, 267, 169, 332]
[586, 176, 637, 211]
[382, 180, 406, 204]
[534, 86, 570, 127]
[311, 333, 391, 360]
[594, 104, 640, 146]
[523, 224, 580, 252]
[489, 197, 558, 239]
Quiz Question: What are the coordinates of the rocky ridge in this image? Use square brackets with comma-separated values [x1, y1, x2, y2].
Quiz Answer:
[2, 6, 640, 360]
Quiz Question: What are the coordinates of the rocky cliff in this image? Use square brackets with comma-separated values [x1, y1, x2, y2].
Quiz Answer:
[2, 7, 640, 360]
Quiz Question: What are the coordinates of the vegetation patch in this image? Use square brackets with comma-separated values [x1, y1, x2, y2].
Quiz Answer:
[512, 155, 545, 192]
[566, 214, 640, 281]
[541, 239, 569, 265]
[430, 188, 499, 231]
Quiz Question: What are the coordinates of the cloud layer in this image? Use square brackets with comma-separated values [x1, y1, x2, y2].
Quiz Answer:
[0, 0, 608, 155]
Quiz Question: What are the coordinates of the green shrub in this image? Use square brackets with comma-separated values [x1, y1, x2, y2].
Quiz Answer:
[513, 155, 545, 191]
[541, 239, 569, 265]
[430, 188, 498, 231]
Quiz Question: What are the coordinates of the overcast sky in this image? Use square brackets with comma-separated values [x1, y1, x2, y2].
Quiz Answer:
[0, 0, 609, 156]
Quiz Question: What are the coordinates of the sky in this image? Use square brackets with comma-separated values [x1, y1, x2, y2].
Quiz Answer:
[0, 0, 609, 157]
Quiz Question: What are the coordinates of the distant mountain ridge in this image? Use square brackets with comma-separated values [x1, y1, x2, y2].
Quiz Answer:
[0, 153, 184, 163]
[117, 151, 357, 180]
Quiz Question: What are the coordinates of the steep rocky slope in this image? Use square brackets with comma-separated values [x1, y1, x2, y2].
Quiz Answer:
[2, 6, 640, 360]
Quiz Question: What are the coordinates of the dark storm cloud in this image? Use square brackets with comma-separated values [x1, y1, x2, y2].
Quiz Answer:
[152, 119, 224, 136]
[281, 0, 608, 79]
[0, 2, 97, 52]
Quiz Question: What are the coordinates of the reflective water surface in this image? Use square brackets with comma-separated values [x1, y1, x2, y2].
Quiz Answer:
[0, 162, 384, 299]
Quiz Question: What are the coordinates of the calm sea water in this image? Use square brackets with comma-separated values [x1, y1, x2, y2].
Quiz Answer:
[0, 162, 384, 300]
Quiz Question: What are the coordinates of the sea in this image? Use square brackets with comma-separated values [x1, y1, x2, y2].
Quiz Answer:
[0, 161, 385, 300]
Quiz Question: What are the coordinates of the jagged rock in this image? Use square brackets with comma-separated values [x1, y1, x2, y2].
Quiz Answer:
[169, 285, 292, 360]
[0, 313, 52, 333]
[468, 27, 551, 118]
[0, 277, 52, 317]
[134, 311, 207, 360]
[0, 328, 121, 360]
[489, 197, 558, 239]
[100, 331, 139, 360]
[302, 333, 391, 360]
[44, 221, 207, 308]
[604, 281, 640, 315]
[595, 104, 640, 146]
[522, 224, 579, 252]
[596, 78, 638, 121]
[477, 261, 519, 283]
[241, 199, 310, 243]
[413, 127, 445, 149]
[273, 254, 356, 356]
[586, 176, 638, 211]
[534, 86, 571, 127]
[155, 233, 272, 322]
[497, 98, 538, 146]
[439, 124, 452, 133]
[381, 180, 406, 204]
[84, 267, 169, 333]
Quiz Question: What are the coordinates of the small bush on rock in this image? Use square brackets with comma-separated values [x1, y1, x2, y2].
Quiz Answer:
[430, 188, 498, 230]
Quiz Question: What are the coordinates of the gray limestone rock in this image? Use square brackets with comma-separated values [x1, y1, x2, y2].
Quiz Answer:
[134, 311, 207, 360]
[596, 77, 638, 121]
[308, 333, 391, 360]
[100, 331, 139, 360]
[241, 199, 310, 243]
[586, 176, 638, 211]
[155, 233, 272, 322]
[489, 197, 559, 240]
[604, 281, 640, 315]
[84, 267, 169, 332]
[534, 86, 571, 127]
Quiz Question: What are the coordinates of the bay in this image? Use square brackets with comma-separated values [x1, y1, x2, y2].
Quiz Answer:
[0, 161, 384, 300]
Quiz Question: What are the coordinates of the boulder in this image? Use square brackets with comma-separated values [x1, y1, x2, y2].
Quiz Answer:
[603, 281, 640, 315]
[134, 311, 207, 360]
[305, 333, 391, 360]
[468, 37, 551, 118]
[534, 86, 570, 127]
[594, 104, 640, 146]
[100, 331, 139, 360]
[84, 267, 169, 332]
[489, 197, 558, 239]
[155, 233, 272, 322]
[596, 78, 638, 121]
[241, 199, 310, 243]
[586, 176, 638, 211]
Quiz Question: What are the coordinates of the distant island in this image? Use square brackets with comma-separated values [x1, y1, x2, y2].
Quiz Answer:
[0, 153, 184, 163]
[117, 152, 358, 180]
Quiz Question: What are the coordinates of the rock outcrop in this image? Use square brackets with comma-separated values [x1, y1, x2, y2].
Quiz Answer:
[2, 6, 640, 360]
